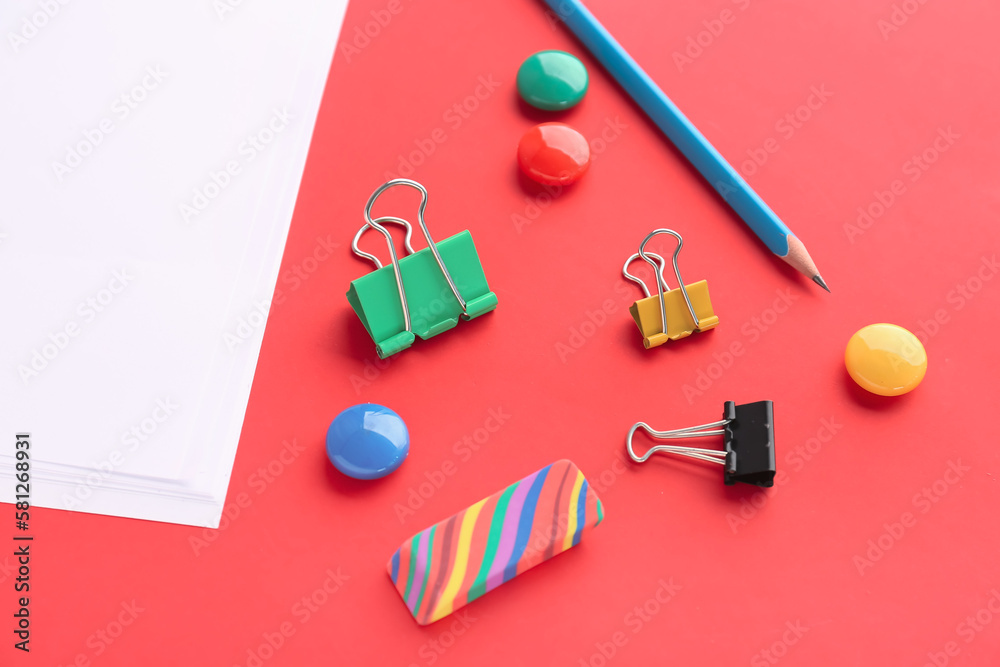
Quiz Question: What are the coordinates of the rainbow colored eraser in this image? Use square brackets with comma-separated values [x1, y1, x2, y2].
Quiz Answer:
[387, 459, 604, 625]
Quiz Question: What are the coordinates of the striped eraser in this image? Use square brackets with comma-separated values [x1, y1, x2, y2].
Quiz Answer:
[387, 459, 604, 625]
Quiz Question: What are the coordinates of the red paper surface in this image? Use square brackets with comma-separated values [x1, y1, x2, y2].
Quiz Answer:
[17, 0, 1000, 665]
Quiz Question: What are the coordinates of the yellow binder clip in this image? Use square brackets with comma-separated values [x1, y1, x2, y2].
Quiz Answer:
[623, 228, 719, 349]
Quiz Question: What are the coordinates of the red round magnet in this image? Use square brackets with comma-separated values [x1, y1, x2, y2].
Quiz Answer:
[517, 122, 591, 186]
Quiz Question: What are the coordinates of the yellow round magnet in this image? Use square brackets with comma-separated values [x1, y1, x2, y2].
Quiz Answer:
[845, 323, 927, 396]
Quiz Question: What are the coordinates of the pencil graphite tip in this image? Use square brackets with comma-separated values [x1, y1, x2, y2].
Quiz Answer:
[783, 236, 828, 291]
[812, 275, 831, 292]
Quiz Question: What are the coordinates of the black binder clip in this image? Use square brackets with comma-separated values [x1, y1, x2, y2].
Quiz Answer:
[626, 401, 775, 487]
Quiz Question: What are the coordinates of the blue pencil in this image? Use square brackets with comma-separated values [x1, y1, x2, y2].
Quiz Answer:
[543, 0, 829, 291]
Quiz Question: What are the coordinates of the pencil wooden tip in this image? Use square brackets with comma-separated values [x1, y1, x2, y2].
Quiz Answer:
[812, 275, 831, 292]
[782, 235, 829, 292]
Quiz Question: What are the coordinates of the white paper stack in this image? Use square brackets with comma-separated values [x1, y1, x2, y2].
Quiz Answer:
[0, 0, 349, 527]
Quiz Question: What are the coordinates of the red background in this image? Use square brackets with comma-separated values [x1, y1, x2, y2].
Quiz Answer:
[16, 0, 1000, 665]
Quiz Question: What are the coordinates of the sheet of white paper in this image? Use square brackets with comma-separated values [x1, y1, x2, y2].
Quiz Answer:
[0, 0, 348, 527]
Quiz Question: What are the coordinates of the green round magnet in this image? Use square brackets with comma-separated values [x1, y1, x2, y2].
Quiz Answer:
[516, 50, 589, 111]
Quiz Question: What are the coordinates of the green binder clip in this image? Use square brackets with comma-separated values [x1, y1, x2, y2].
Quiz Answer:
[347, 179, 498, 359]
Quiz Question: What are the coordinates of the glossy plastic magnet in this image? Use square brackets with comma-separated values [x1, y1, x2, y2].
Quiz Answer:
[516, 50, 589, 111]
[846, 323, 927, 396]
[517, 123, 591, 186]
[326, 404, 409, 480]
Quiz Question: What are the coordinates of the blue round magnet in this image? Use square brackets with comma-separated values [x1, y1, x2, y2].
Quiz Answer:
[326, 404, 409, 480]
